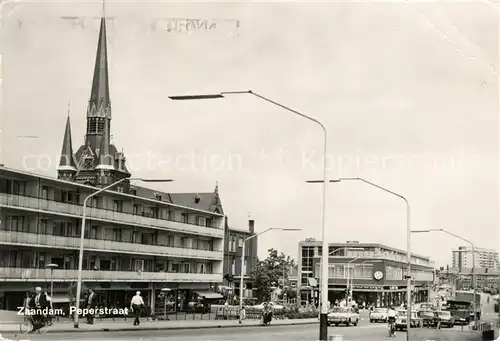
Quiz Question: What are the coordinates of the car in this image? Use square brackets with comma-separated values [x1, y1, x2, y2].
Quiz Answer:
[395, 310, 423, 330]
[327, 307, 359, 326]
[418, 309, 437, 328]
[435, 310, 454, 328]
[369, 307, 388, 323]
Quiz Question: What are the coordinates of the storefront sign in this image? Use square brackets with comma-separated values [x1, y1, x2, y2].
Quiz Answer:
[352, 285, 383, 290]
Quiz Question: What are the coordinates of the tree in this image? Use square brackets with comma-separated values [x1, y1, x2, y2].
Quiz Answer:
[68, 282, 90, 303]
[251, 248, 296, 302]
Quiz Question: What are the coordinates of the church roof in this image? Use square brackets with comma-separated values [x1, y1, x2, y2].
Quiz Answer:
[57, 115, 77, 171]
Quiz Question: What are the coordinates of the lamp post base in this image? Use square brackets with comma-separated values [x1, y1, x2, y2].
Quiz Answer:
[73, 322, 79, 328]
[319, 313, 328, 341]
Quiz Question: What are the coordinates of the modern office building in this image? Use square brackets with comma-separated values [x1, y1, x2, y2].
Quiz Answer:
[222, 218, 258, 300]
[452, 246, 499, 270]
[0, 11, 226, 311]
[297, 239, 435, 307]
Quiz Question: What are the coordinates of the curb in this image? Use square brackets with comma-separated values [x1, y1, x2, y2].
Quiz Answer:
[10, 321, 319, 334]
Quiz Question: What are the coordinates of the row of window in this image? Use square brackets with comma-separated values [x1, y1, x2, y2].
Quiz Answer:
[2, 180, 217, 228]
[1, 216, 218, 251]
[228, 234, 244, 252]
[302, 246, 432, 267]
[0, 250, 215, 274]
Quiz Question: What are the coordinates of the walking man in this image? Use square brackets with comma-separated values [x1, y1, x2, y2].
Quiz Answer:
[86, 289, 96, 324]
[130, 291, 145, 326]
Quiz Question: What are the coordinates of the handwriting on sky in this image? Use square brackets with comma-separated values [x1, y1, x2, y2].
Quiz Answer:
[55, 17, 239, 35]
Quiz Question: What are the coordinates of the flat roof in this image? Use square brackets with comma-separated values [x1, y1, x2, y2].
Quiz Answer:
[0, 166, 224, 217]
[299, 240, 431, 261]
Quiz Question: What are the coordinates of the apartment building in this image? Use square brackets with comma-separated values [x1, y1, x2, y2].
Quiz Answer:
[297, 239, 435, 307]
[0, 166, 225, 311]
[222, 218, 258, 300]
[452, 246, 499, 270]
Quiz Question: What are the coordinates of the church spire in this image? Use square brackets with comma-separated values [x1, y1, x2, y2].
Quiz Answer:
[57, 104, 77, 174]
[85, 0, 111, 151]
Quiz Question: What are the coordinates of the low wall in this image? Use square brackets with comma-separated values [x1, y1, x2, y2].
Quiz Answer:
[408, 329, 483, 341]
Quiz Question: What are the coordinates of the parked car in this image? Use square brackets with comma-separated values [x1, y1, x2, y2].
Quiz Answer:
[327, 307, 359, 326]
[369, 307, 388, 323]
[435, 310, 454, 328]
[395, 310, 423, 330]
[418, 309, 437, 328]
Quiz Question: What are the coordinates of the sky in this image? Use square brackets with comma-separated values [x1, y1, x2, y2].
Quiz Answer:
[1, 0, 499, 268]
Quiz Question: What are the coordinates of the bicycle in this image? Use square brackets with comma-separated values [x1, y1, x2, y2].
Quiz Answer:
[19, 313, 51, 335]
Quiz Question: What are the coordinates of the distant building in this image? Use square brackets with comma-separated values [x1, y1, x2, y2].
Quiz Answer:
[452, 246, 499, 270]
[438, 267, 500, 291]
[297, 239, 435, 307]
[222, 218, 258, 300]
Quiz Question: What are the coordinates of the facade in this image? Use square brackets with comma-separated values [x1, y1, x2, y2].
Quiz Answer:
[0, 11, 227, 312]
[438, 267, 500, 291]
[0, 167, 225, 311]
[297, 239, 435, 308]
[222, 218, 258, 300]
[452, 246, 499, 270]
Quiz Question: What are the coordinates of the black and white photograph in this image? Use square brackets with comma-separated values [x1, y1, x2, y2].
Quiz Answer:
[0, 1, 499, 341]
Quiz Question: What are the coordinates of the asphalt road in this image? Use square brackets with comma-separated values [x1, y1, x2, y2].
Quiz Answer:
[4, 322, 398, 341]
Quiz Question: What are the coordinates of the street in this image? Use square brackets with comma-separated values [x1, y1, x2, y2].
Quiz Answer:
[3, 323, 402, 341]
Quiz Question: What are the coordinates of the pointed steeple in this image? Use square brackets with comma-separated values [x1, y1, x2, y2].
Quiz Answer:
[90, 9, 110, 113]
[214, 181, 219, 194]
[57, 105, 77, 172]
[85, 0, 111, 152]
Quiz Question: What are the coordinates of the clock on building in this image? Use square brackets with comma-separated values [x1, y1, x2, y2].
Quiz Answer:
[373, 270, 384, 281]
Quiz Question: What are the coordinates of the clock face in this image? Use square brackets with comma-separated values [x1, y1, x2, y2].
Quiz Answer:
[373, 271, 384, 280]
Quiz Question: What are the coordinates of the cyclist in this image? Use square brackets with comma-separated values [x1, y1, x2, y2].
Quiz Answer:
[387, 306, 397, 337]
[28, 287, 49, 332]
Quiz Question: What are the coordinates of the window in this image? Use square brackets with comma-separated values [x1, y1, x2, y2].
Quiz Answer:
[133, 205, 139, 215]
[182, 263, 190, 273]
[231, 237, 236, 252]
[90, 226, 98, 239]
[113, 200, 123, 212]
[134, 260, 144, 272]
[112, 228, 121, 241]
[238, 238, 243, 248]
[206, 218, 212, 227]
[41, 186, 49, 199]
[171, 263, 179, 272]
[231, 259, 235, 274]
[243, 259, 247, 276]
[198, 217, 206, 226]
[182, 213, 189, 223]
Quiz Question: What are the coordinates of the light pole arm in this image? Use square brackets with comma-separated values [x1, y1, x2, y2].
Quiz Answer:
[238, 227, 276, 324]
[339, 177, 409, 206]
[74, 177, 129, 328]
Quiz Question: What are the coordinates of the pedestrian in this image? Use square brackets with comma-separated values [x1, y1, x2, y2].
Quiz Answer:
[130, 291, 145, 326]
[86, 289, 96, 324]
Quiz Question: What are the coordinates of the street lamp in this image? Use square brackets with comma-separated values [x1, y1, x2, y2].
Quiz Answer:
[346, 256, 362, 302]
[412, 228, 478, 327]
[161, 288, 172, 321]
[46, 263, 58, 301]
[238, 227, 301, 324]
[73, 177, 173, 328]
[307, 177, 412, 339]
[169, 90, 330, 340]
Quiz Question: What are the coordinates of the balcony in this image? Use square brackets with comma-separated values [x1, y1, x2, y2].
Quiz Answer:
[0, 194, 224, 238]
[0, 231, 223, 260]
[0, 267, 222, 283]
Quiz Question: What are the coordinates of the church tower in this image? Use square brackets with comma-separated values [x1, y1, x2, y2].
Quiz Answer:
[57, 2, 130, 188]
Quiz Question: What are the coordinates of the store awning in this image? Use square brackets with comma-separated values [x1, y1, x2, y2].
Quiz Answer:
[196, 292, 223, 299]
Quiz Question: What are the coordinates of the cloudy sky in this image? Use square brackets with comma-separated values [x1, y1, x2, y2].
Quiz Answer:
[1, 0, 498, 267]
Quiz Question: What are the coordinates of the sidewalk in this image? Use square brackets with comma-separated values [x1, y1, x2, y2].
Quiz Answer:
[0, 317, 319, 334]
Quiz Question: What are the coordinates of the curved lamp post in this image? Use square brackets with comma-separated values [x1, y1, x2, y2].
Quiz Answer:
[412, 228, 477, 328]
[169, 90, 329, 340]
[238, 227, 301, 324]
[307, 177, 412, 340]
[73, 177, 173, 328]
